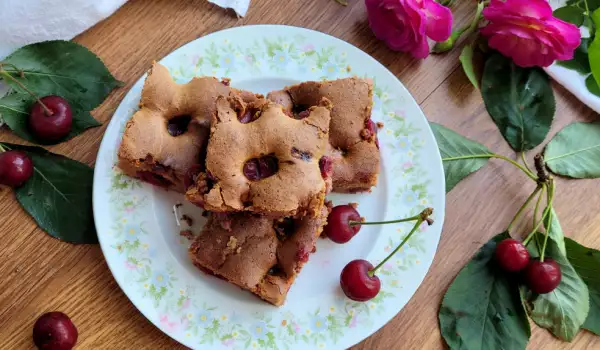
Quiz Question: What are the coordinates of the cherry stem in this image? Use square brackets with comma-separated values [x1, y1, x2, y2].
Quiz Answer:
[506, 185, 542, 233]
[540, 181, 556, 262]
[442, 153, 537, 181]
[0, 68, 53, 116]
[520, 153, 533, 174]
[532, 185, 547, 252]
[350, 216, 419, 226]
[368, 208, 433, 277]
[0, 143, 6, 153]
[523, 180, 555, 246]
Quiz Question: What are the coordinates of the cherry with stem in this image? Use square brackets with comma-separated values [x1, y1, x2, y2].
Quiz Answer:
[340, 208, 434, 301]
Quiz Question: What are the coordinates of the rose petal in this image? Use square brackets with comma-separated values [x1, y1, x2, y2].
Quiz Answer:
[421, 0, 453, 41]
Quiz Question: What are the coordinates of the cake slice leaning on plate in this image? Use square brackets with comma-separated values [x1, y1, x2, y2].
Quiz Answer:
[117, 62, 261, 193]
[188, 203, 330, 306]
[267, 78, 380, 193]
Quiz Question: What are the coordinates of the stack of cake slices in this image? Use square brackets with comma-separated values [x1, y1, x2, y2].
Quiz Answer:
[117, 62, 380, 306]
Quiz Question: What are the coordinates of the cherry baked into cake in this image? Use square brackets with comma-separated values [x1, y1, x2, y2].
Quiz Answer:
[118, 62, 260, 193]
[185, 96, 333, 218]
[267, 78, 380, 193]
[188, 205, 329, 306]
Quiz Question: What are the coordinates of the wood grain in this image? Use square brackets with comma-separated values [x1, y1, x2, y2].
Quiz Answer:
[0, 0, 599, 349]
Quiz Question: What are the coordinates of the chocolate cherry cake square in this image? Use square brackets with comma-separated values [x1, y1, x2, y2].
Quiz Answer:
[267, 78, 380, 193]
[118, 62, 260, 193]
[188, 205, 329, 306]
[186, 96, 333, 218]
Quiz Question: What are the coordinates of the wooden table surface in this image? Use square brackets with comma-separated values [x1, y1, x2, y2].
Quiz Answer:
[1, 0, 599, 349]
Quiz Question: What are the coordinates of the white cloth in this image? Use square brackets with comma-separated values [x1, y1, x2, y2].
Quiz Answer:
[547, 0, 600, 114]
[0, 0, 251, 126]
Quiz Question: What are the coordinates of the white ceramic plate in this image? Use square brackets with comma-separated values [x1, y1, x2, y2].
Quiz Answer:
[93, 25, 445, 350]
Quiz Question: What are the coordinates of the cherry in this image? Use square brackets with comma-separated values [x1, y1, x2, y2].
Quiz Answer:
[0, 150, 34, 187]
[338, 208, 433, 302]
[29, 96, 73, 142]
[238, 107, 261, 124]
[32, 312, 78, 350]
[323, 204, 362, 243]
[319, 156, 333, 179]
[340, 259, 381, 301]
[525, 259, 562, 294]
[243, 155, 278, 181]
[494, 239, 530, 272]
[167, 115, 191, 136]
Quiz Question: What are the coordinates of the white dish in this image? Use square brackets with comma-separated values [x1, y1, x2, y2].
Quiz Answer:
[93, 25, 445, 349]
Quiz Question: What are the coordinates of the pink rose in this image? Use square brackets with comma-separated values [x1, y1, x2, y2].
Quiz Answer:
[365, 0, 453, 58]
[481, 0, 581, 67]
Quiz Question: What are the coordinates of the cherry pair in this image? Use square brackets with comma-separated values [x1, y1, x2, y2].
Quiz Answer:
[324, 204, 434, 302]
[495, 239, 561, 294]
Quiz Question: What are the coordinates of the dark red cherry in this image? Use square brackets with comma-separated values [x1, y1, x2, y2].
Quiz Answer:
[167, 115, 191, 136]
[243, 155, 278, 181]
[319, 156, 333, 179]
[340, 259, 381, 301]
[525, 259, 561, 294]
[0, 150, 34, 187]
[29, 96, 73, 142]
[33, 312, 78, 350]
[323, 204, 361, 243]
[494, 239, 530, 272]
[238, 107, 261, 124]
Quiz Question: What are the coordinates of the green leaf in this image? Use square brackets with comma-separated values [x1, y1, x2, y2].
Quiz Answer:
[586, 73, 600, 97]
[565, 238, 600, 334]
[544, 122, 600, 178]
[430, 122, 491, 193]
[481, 53, 556, 152]
[589, 9, 600, 93]
[557, 38, 591, 75]
[544, 208, 566, 256]
[521, 233, 589, 341]
[554, 6, 585, 26]
[0, 142, 97, 244]
[0, 40, 122, 144]
[567, 0, 600, 12]
[459, 44, 479, 90]
[439, 232, 530, 350]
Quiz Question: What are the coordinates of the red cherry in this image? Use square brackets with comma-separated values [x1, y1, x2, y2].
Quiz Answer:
[32, 312, 78, 350]
[319, 156, 333, 179]
[494, 239, 530, 272]
[525, 259, 562, 294]
[323, 204, 361, 243]
[243, 155, 279, 181]
[340, 259, 381, 301]
[0, 150, 34, 187]
[29, 96, 73, 142]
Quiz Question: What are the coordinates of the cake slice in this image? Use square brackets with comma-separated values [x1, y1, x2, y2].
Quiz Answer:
[117, 62, 260, 193]
[188, 204, 329, 306]
[185, 96, 332, 218]
[267, 78, 380, 193]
